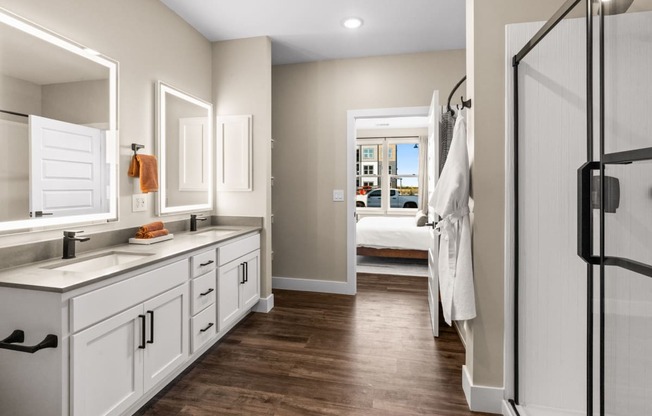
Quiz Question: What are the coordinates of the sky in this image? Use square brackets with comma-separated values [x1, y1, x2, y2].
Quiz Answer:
[395, 143, 419, 187]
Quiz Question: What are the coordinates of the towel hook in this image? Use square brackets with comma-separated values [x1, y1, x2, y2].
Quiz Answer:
[457, 95, 472, 111]
[131, 143, 144, 156]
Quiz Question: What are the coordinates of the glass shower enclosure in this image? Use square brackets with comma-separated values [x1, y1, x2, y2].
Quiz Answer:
[506, 0, 652, 415]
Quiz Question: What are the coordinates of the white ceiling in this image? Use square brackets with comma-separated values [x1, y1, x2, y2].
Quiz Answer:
[160, 0, 466, 65]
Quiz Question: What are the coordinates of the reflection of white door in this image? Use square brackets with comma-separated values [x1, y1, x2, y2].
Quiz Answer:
[29, 116, 104, 217]
[427, 91, 440, 337]
[178, 117, 208, 191]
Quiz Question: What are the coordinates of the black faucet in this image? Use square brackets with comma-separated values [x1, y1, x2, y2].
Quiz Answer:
[62, 230, 90, 259]
[190, 214, 207, 232]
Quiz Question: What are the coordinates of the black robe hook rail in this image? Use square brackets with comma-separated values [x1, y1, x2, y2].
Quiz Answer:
[132, 143, 144, 155]
[447, 75, 472, 113]
[0, 330, 58, 354]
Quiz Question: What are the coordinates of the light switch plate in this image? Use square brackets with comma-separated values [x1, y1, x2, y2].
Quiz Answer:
[332, 189, 344, 202]
[132, 194, 147, 212]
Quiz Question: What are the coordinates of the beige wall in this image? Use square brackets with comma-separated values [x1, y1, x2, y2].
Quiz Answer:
[272, 50, 465, 282]
[212, 37, 273, 298]
[0, 0, 212, 246]
[466, 0, 569, 390]
[42, 79, 109, 127]
[0, 74, 41, 116]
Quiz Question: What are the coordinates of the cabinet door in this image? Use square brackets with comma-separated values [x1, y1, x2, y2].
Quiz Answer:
[241, 250, 260, 310]
[143, 284, 189, 392]
[71, 304, 144, 416]
[218, 260, 243, 331]
[216, 115, 252, 191]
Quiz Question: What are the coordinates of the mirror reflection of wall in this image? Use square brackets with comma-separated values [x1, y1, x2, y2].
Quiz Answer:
[0, 8, 117, 231]
[157, 81, 213, 215]
[165, 93, 209, 207]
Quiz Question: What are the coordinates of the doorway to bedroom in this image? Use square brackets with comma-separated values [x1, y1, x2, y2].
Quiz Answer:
[353, 114, 430, 279]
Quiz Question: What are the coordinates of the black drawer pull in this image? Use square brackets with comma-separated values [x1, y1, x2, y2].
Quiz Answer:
[138, 315, 146, 349]
[199, 260, 214, 267]
[200, 288, 214, 296]
[147, 310, 154, 344]
[200, 322, 214, 333]
[0, 329, 58, 354]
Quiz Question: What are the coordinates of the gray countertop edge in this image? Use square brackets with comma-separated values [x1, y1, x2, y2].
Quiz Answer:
[0, 226, 261, 293]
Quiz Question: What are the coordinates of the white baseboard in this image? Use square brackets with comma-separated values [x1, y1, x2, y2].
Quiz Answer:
[272, 276, 355, 295]
[502, 400, 518, 416]
[252, 293, 274, 313]
[462, 365, 504, 414]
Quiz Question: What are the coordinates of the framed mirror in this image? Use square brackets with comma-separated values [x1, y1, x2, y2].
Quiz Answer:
[156, 81, 213, 215]
[0, 8, 118, 233]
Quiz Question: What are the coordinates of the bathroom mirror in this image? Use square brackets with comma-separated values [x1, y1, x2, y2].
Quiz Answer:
[156, 81, 213, 215]
[0, 8, 118, 233]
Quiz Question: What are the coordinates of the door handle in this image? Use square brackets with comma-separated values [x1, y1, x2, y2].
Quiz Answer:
[200, 260, 214, 267]
[138, 314, 146, 349]
[240, 263, 245, 284]
[147, 310, 154, 344]
[244, 261, 248, 283]
[424, 222, 437, 229]
[577, 161, 599, 264]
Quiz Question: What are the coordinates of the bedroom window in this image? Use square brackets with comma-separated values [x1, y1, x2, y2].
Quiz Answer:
[356, 138, 420, 211]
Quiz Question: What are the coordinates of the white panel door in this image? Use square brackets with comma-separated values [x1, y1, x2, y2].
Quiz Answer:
[143, 284, 189, 392]
[241, 250, 260, 310]
[178, 117, 209, 191]
[216, 114, 252, 191]
[218, 260, 243, 331]
[29, 115, 104, 217]
[71, 304, 144, 416]
[427, 91, 440, 337]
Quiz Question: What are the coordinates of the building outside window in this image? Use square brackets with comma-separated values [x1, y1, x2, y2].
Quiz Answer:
[355, 138, 420, 211]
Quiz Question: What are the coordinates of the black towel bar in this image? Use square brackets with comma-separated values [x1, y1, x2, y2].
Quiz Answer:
[0, 330, 58, 354]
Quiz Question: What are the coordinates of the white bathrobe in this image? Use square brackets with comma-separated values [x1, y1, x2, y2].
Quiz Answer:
[431, 111, 476, 325]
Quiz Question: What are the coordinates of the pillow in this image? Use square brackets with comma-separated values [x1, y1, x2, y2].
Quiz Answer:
[415, 210, 428, 227]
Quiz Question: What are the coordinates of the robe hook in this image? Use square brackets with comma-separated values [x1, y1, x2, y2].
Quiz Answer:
[457, 96, 472, 111]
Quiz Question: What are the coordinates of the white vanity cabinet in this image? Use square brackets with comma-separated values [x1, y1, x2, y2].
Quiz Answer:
[70, 260, 189, 416]
[0, 229, 262, 416]
[218, 234, 260, 331]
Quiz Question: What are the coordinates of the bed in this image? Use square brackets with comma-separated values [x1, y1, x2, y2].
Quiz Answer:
[356, 216, 431, 259]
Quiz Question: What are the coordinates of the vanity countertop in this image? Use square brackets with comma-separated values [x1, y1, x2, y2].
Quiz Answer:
[0, 226, 260, 293]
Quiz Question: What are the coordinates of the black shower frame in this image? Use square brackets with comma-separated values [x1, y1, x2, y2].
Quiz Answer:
[510, 0, 652, 415]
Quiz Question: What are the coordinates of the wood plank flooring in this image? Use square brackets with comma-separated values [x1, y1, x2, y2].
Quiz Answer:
[137, 274, 492, 416]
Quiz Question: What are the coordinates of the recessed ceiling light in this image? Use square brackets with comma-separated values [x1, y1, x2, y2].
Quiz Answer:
[342, 17, 363, 29]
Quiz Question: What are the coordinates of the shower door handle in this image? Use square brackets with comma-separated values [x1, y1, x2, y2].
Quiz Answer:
[577, 161, 599, 265]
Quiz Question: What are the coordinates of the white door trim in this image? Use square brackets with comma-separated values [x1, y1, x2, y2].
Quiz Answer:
[346, 106, 430, 294]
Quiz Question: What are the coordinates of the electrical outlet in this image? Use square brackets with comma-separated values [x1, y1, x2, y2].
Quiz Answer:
[132, 194, 147, 212]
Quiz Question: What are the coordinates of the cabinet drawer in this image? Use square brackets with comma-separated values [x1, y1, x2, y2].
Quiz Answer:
[191, 249, 217, 278]
[190, 269, 216, 315]
[71, 259, 189, 333]
[191, 303, 216, 353]
[219, 234, 260, 266]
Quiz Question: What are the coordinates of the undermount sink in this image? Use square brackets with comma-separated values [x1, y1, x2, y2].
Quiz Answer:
[44, 251, 155, 273]
[193, 228, 238, 239]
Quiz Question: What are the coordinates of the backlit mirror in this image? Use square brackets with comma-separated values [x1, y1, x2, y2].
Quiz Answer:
[156, 81, 212, 215]
[0, 8, 118, 233]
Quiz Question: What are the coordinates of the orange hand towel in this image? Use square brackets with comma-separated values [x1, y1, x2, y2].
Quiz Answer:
[136, 229, 169, 239]
[138, 221, 164, 234]
[128, 154, 159, 193]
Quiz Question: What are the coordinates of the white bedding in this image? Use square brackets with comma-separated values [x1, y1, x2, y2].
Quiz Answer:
[356, 216, 431, 251]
